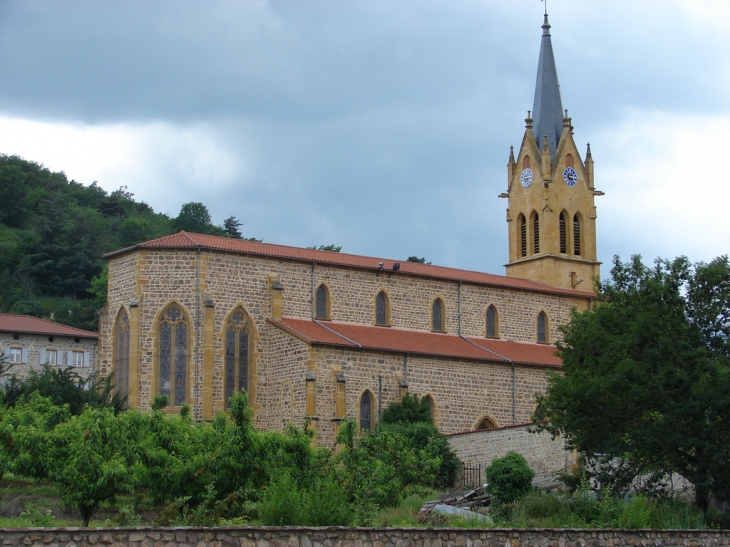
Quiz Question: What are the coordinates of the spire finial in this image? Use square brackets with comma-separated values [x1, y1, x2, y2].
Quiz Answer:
[542, 1, 550, 34]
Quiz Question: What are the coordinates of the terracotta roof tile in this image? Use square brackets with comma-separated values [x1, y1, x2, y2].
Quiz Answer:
[268, 317, 561, 368]
[105, 232, 595, 298]
[0, 314, 98, 338]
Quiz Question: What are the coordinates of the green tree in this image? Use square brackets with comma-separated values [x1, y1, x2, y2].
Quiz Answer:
[308, 244, 341, 252]
[222, 216, 243, 238]
[381, 393, 432, 424]
[173, 202, 213, 234]
[535, 255, 730, 511]
[485, 451, 535, 508]
[406, 256, 430, 264]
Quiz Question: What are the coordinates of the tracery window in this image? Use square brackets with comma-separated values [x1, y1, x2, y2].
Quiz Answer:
[158, 305, 188, 406]
[559, 212, 568, 254]
[432, 298, 444, 332]
[375, 291, 388, 325]
[315, 284, 328, 319]
[519, 215, 527, 257]
[225, 310, 250, 407]
[486, 305, 498, 338]
[537, 311, 548, 343]
[573, 214, 581, 256]
[360, 391, 373, 432]
[476, 416, 497, 431]
[115, 310, 130, 396]
[532, 212, 540, 254]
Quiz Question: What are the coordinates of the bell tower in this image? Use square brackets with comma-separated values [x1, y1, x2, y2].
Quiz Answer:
[502, 13, 602, 292]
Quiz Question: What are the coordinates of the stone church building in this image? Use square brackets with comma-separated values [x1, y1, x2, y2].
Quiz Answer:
[98, 14, 602, 448]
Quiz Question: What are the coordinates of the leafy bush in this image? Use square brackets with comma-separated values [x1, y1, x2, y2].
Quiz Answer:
[486, 451, 535, 507]
[382, 393, 432, 424]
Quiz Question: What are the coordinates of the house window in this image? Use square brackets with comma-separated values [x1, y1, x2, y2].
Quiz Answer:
[315, 284, 328, 319]
[115, 310, 130, 396]
[71, 351, 84, 367]
[360, 392, 373, 432]
[532, 212, 540, 254]
[559, 212, 568, 254]
[519, 215, 527, 257]
[158, 305, 188, 406]
[432, 298, 445, 332]
[225, 310, 250, 407]
[573, 214, 581, 256]
[375, 291, 388, 325]
[537, 311, 548, 343]
[8, 348, 21, 363]
[486, 305, 498, 338]
[46, 350, 58, 365]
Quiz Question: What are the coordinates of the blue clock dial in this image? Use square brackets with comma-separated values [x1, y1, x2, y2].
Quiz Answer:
[520, 168, 533, 188]
[563, 167, 578, 187]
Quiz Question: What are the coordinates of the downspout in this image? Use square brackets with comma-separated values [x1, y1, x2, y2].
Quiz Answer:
[458, 281, 462, 336]
[194, 247, 201, 423]
[311, 262, 316, 320]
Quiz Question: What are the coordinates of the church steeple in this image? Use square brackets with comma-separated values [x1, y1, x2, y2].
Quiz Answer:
[531, 13, 564, 160]
[502, 13, 602, 293]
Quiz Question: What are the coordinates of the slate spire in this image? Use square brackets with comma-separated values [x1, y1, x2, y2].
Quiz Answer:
[531, 12, 564, 160]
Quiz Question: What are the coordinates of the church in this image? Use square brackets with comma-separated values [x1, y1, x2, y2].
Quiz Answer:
[98, 13, 602, 448]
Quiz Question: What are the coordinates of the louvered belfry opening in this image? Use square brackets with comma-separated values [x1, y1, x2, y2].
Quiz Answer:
[559, 212, 567, 254]
[532, 213, 540, 254]
[573, 214, 581, 256]
[520, 216, 527, 257]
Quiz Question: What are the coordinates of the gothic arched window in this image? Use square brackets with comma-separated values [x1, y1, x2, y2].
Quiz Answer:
[114, 309, 130, 397]
[375, 291, 388, 325]
[559, 212, 568, 254]
[360, 391, 373, 432]
[225, 310, 250, 407]
[537, 311, 548, 343]
[519, 215, 527, 257]
[432, 298, 445, 332]
[158, 305, 188, 406]
[531, 211, 540, 254]
[565, 154, 574, 168]
[573, 213, 582, 256]
[486, 305, 498, 338]
[315, 284, 328, 319]
[523, 155, 531, 169]
[476, 416, 497, 431]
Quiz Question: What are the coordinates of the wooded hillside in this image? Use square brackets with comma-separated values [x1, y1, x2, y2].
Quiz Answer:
[0, 154, 245, 331]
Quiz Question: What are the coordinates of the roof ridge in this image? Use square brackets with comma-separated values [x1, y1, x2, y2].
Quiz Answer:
[0, 314, 98, 337]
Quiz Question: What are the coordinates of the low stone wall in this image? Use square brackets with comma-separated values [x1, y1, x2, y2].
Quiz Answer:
[447, 424, 575, 485]
[1, 527, 730, 547]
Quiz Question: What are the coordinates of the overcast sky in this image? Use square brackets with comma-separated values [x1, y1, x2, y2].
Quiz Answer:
[0, 0, 728, 277]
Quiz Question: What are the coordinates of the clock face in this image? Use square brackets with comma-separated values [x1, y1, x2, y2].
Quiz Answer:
[563, 167, 578, 187]
[520, 168, 533, 188]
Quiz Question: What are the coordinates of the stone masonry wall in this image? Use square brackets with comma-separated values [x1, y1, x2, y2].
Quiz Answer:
[1, 526, 729, 547]
[99, 248, 578, 437]
[447, 425, 575, 485]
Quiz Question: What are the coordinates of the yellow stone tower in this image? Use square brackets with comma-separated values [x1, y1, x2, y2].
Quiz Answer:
[503, 13, 602, 292]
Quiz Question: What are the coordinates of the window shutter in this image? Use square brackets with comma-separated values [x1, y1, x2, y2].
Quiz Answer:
[67, 351, 73, 367]
[21, 348, 28, 364]
[84, 351, 90, 367]
[40, 349, 46, 364]
[2, 347, 8, 359]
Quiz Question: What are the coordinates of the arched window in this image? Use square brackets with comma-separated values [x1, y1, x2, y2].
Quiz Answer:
[486, 305, 498, 338]
[114, 309, 130, 397]
[523, 155, 531, 169]
[360, 391, 373, 432]
[519, 215, 527, 257]
[476, 416, 497, 431]
[375, 291, 388, 325]
[573, 213, 581, 256]
[559, 212, 568, 254]
[531, 211, 540, 254]
[315, 284, 328, 319]
[565, 154, 574, 168]
[158, 305, 188, 406]
[225, 310, 250, 407]
[537, 311, 548, 343]
[432, 298, 445, 332]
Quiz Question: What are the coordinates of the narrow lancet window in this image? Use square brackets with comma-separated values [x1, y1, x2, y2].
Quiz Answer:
[519, 215, 527, 257]
[559, 212, 567, 254]
[115, 310, 130, 396]
[225, 310, 250, 407]
[573, 214, 581, 256]
[486, 305, 498, 338]
[432, 298, 444, 332]
[159, 305, 188, 406]
[532, 213, 540, 254]
[315, 284, 328, 319]
[375, 291, 387, 325]
[537, 311, 548, 343]
[360, 392, 372, 431]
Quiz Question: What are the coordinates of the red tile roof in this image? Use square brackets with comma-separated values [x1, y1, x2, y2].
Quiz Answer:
[0, 314, 98, 338]
[444, 423, 533, 437]
[268, 317, 561, 368]
[105, 232, 595, 298]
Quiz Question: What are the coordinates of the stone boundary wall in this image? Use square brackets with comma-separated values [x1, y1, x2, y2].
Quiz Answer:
[1, 527, 730, 547]
[447, 424, 575, 485]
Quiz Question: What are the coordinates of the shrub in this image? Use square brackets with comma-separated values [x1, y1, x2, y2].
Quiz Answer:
[382, 393, 432, 424]
[486, 451, 535, 507]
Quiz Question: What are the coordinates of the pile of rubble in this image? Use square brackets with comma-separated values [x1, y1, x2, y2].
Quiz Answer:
[419, 486, 492, 524]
